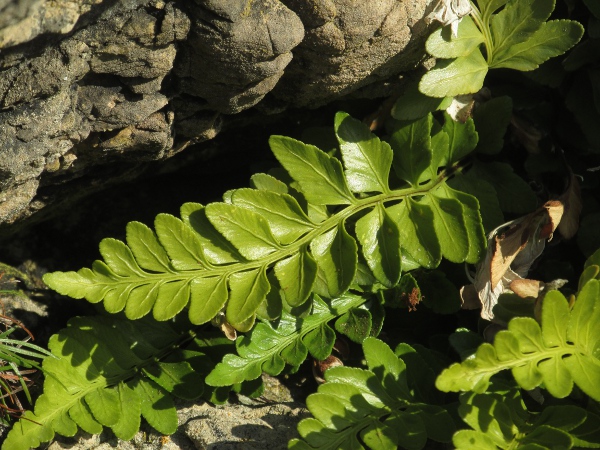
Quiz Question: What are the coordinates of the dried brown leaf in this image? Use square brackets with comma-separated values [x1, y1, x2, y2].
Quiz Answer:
[510, 278, 542, 298]
[470, 201, 564, 320]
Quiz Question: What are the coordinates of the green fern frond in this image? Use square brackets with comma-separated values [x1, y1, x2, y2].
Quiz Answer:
[289, 337, 456, 450]
[454, 384, 600, 449]
[2, 315, 211, 450]
[436, 279, 600, 400]
[205, 293, 371, 387]
[43, 112, 485, 332]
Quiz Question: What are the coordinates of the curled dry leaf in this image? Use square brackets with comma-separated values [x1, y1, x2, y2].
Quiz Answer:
[427, 0, 472, 36]
[211, 312, 237, 341]
[465, 201, 564, 320]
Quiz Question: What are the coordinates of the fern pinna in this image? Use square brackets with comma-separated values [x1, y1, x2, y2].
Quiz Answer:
[43, 112, 485, 331]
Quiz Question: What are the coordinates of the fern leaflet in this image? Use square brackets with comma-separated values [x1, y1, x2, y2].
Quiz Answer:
[454, 384, 600, 449]
[205, 293, 371, 386]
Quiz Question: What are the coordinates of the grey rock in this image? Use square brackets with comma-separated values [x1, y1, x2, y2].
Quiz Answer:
[275, 0, 431, 107]
[175, 0, 305, 114]
[0, 0, 431, 231]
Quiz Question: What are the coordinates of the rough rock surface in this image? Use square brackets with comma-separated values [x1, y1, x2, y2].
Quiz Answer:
[0, 0, 432, 231]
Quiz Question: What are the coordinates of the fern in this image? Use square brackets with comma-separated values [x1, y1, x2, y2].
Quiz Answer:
[43, 112, 486, 332]
[436, 278, 600, 401]
[2, 315, 212, 450]
[289, 337, 456, 449]
[206, 293, 374, 386]
[454, 384, 600, 449]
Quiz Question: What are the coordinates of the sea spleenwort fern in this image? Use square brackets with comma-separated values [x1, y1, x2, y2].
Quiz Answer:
[436, 278, 600, 401]
[2, 315, 212, 450]
[42, 112, 486, 332]
[289, 337, 456, 450]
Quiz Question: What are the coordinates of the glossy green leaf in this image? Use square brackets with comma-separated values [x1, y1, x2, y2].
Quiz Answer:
[126, 221, 172, 272]
[419, 49, 489, 98]
[436, 184, 486, 263]
[206, 294, 366, 386]
[188, 276, 228, 325]
[249, 172, 289, 194]
[388, 199, 441, 269]
[456, 387, 596, 450]
[389, 114, 433, 186]
[132, 378, 177, 435]
[110, 384, 141, 440]
[274, 250, 318, 307]
[155, 214, 207, 269]
[423, 194, 469, 263]
[476, 0, 510, 19]
[490, 20, 584, 70]
[226, 267, 270, 330]
[311, 223, 357, 298]
[206, 203, 282, 260]
[355, 204, 402, 287]
[335, 307, 372, 344]
[441, 113, 478, 165]
[490, 0, 554, 58]
[426, 16, 485, 58]
[2, 315, 211, 450]
[269, 135, 356, 205]
[335, 111, 393, 193]
[294, 339, 454, 449]
[448, 174, 503, 232]
[181, 203, 241, 264]
[231, 189, 316, 245]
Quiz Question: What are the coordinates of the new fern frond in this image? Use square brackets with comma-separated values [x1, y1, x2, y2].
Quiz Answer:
[43, 112, 486, 332]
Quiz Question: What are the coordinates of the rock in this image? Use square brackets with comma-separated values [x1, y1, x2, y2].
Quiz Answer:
[274, 0, 431, 107]
[0, 0, 431, 232]
[175, 0, 305, 114]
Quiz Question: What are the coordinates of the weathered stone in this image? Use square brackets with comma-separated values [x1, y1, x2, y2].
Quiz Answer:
[175, 0, 305, 114]
[0, 0, 431, 232]
[275, 0, 429, 107]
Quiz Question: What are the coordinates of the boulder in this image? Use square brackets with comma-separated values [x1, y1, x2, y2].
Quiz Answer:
[0, 0, 432, 231]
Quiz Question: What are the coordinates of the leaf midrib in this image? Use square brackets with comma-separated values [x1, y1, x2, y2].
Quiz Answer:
[96, 173, 448, 290]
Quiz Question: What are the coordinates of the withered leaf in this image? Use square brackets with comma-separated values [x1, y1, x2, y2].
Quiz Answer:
[470, 201, 564, 320]
[510, 278, 542, 298]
